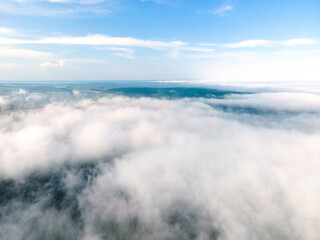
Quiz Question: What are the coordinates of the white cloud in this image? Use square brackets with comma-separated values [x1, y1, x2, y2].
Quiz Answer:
[213, 5, 233, 16]
[0, 47, 54, 59]
[2, 91, 320, 239]
[113, 52, 134, 59]
[140, 0, 176, 5]
[197, 42, 217, 47]
[4, 0, 108, 4]
[40, 60, 65, 68]
[36, 34, 186, 48]
[182, 46, 215, 53]
[209, 92, 320, 112]
[45, 0, 71, 2]
[0, 0, 113, 15]
[282, 38, 317, 46]
[185, 51, 256, 59]
[97, 46, 134, 52]
[45, 0, 107, 4]
[0, 27, 18, 36]
[0, 33, 316, 54]
[222, 38, 317, 48]
[0, 37, 32, 45]
[0, 28, 318, 81]
[165, 46, 215, 59]
[223, 39, 273, 48]
[0, 34, 186, 49]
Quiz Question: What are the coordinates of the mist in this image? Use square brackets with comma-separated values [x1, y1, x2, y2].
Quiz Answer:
[1, 84, 320, 240]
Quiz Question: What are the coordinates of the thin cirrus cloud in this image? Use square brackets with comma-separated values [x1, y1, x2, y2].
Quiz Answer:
[140, 0, 178, 6]
[0, 0, 113, 15]
[0, 27, 18, 36]
[185, 51, 256, 59]
[221, 38, 318, 48]
[198, 5, 233, 17]
[0, 28, 318, 62]
[95, 46, 135, 59]
[4, 0, 108, 4]
[282, 38, 317, 46]
[46, 0, 109, 4]
[96, 46, 134, 53]
[0, 32, 215, 60]
[223, 40, 272, 48]
[0, 34, 186, 49]
[0, 48, 54, 59]
[113, 52, 135, 59]
[213, 5, 233, 16]
[0, 31, 316, 50]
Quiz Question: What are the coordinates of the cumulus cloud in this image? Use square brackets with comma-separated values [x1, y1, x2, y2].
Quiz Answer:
[1, 87, 320, 239]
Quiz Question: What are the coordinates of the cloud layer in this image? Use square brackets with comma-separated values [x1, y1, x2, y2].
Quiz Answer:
[1, 86, 320, 239]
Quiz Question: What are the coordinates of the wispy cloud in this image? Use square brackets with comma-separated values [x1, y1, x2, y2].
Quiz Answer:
[0, 30, 317, 63]
[0, 47, 54, 59]
[198, 5, 233, 17]
[182, 47, 215, 53]
[140, 0, 178, 6]
[101, 46, 135, 59]
[223, 40, 272, 48]
[0, 27, 18, 36]
[94, 46, 134, 53]
[113, 52, 134, 59]
[213, 5, 233, 16]
[0, 0, 113, 15]
[166, 46, 215, 59]
[185, 51, 256, 59]
[4, 0, 109, 5]
[282, 38, 317, 46]
[0, 34, 186, 49]
[45, 0, 107, 4]
[222, 38, 317, 48]
[197, 43, 217, 47]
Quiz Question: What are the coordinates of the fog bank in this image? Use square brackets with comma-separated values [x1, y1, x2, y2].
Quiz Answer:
[1, 88, 320, 240]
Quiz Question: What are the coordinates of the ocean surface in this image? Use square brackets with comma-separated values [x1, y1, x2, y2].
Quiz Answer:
[1, 81, 320, 240]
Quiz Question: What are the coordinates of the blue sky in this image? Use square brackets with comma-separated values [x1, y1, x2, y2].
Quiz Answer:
[0, 0, 319, 82]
